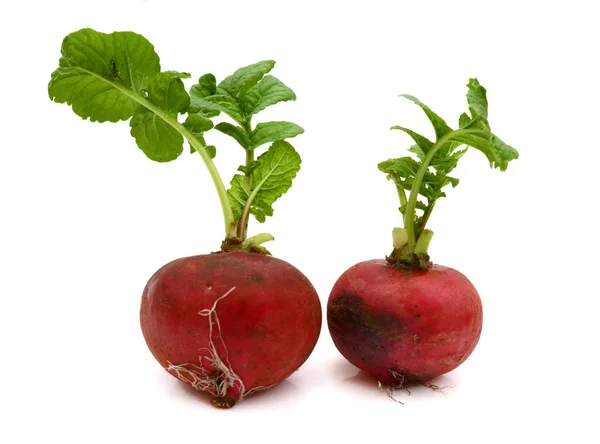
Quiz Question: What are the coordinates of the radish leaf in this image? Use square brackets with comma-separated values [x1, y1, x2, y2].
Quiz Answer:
[130, 71, 191, 161]
[48, 28, 160, 123]
[228, 141, 301, 222]
[215, 123, 251, 149]
[381, 78, 519, 258]
[250, 122, 304, 149]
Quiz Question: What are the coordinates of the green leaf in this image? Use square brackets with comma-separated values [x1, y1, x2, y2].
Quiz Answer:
[238, 161, 260, 175]
[146, 71, 191, 114]
[49, 28, 160, 122]
[191, 73, 217, 99]
[129, 71, 192, 161]
[400, 94, 453, 139]
[188, 74, 220, 118]
[184, 114, 214, 133]
[49, 28, 194, 163]
[250, 121, 304, 148]
[448, 132, 518, 171]
[228, 141, 301, 223]
[241, 75, 297, 118]
[206, 145, 216, 159]
[130, 109, 183, 162]
[189, 93, 245, 124]
[185, 114, 215, 157]
[215, 122, 251, 149]
[458, 112, 471, 128]
[391, 126, 433, 154]
[378, 157, 437, 194]
[466, 78, 488, 121]
[219, 60, 275, 98]
[408, 144, 426, 161]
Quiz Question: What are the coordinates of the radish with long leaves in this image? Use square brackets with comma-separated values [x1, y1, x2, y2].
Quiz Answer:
[49, 28, 321, 408]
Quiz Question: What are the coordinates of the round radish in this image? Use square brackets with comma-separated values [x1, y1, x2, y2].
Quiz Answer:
[141, 252, 321, 408]
[48, 28, 321, 408]
[327, 79, 518, 389]
[328, 261, 481, 384]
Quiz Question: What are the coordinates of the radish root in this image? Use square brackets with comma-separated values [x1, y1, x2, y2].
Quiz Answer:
[165, 287, 270, 407]
[378, 369, 454, 404]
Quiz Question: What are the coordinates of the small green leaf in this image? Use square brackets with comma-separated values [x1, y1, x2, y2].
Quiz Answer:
[184, 114, 214, 133]
[466, 78, 488, 121]
[490, 135, 519, 171]
[146, 71, 191, 114]
[189, 93, 245, 124]
[237, 161, 260, 175]
[400, 94, 453, 139]
[391, 126, 433, 154]
[241, 75, 297, 118]
[189, 74, 220, 118]
[191, 73, 217, 98]
[458, 112, 471, 128]
[185, 115, 215, 158]
[215, 122, 251, 149]
[250, 121, 304, 149]
[228, 141, 301, 223]
[206, 145, 216, 158]
[219, 60, 275, 98]
[408, 144, 426, 161]
[129, 71, 192, 161]
[130, 108, 183, 162]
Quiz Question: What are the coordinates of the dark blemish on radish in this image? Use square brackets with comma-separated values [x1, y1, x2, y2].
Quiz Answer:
[248, 272, 264, 284]
[328, 292, 404, 357]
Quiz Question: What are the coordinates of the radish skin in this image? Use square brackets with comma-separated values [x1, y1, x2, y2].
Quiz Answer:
[327, 260, 482, 384]
[141, 252, 321, 407]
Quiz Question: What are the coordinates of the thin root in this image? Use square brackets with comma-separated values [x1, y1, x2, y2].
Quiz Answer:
[378, 369, 454, 404]
[165, 287, 271, 406]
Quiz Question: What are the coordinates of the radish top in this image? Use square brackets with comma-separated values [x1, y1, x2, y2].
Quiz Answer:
[379, 79, 519, 270]
[48, 28, 303, 253]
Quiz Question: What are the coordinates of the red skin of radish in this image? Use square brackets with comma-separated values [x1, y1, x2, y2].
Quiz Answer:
[140, 251, 321, 407]
[327, 260, 482, 385]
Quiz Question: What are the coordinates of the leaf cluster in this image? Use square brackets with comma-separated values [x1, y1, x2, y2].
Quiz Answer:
[48, 29, 304, 231]
[378, 79, 519, 235]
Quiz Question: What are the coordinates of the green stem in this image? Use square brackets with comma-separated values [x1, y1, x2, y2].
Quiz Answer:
[105, 79, 234, 237]
[419, 200, 436, 234]
[242, 232, 274, 249]
[396, 185, 407, 208]
[236, 120, 254, 241]
[414, 230, 434, 255]
[403, 128, 487, 249]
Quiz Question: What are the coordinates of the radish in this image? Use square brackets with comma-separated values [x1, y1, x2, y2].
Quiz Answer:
[49, 28, 321, 408]
[327, 80, 518, 393]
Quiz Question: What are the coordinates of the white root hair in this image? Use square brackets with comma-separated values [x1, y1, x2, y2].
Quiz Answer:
[165, 287, 269, 404]
[378, 369, 454, 404]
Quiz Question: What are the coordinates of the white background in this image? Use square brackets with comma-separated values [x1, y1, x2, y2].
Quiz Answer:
[1, 0, 599, 442]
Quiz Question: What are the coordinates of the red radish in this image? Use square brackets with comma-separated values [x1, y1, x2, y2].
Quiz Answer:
[141, 252, 320, 408]
[49, 28, 321, 408]
[328, 262, 481, 385]
[327, 80, 518, 390]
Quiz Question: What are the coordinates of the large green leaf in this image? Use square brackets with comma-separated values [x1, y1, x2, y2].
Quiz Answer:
[228, 141, 301, 222]
[48, 28, 160, 122]
[49, 28, 200, 163]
